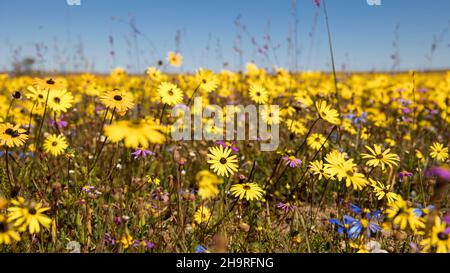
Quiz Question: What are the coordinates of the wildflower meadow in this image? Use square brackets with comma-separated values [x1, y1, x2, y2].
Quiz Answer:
[0, 0, 449, 256]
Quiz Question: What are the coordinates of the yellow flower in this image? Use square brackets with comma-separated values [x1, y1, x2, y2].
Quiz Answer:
[99, 89, 135, 113]
[193, 206, 211, 225]
[285, 119, 307, 135]
[385, 196, 424, 231]
[196, 170, 223, 200]
[430, 142, 449, 162]
[230, 182, 265, 201]
[196, 68, 218, 93]
[7, 197, 52, 234]
[167, 51, 183, 67]
[157, 82, 184, 106]
[361, 144, 400, 170]
[207, 145, 239, 177]
[110, 67, 127, 81]
[415, 149, 425, 163]
[324, 151, 368, 191]
[260, 105, 280, 125]
[43, 134, 69, 156]
[33, 77, 65, 91]
[369, 179, 399, 204]
[146, 67, 163, 82]
[309, 160, 330, 180]
[104, 120, 166, 148]
[0, 214, 21, 245]
[0, 123, 28, 148]
[146, 176, 160, 186]
[307, 133, 329, 151]
[249, 84, 269, 104]
[315, 100, 340, 125]
[120, 233, 133, 249]
[26, 85, 48, 105]
[420, 216, 450, 253]
[47, 89, 74, 112]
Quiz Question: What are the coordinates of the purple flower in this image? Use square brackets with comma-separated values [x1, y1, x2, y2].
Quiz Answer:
[282, 155, 302, 168]
[114, 216, 122, 226]
[443, 214, 450, 225]
[216, 140, 239, 152]
[82, 185, 95, 193]
[104, 233, 116, 246]
[398, 171, 413, 182]
[277, 202, 297, 212]
[131, 147, 154, 159]
[50, 114, 68, 129]
[426, 166, 450, 182]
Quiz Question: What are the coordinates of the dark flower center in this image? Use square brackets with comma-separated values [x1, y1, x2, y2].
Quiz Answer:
[114, 95, 123, 101]
[202, 79, 207, 84]
[54, 97, 61, 103]
[5, 128, 20, 137]
[12, 91, 21, 99]
[168, 89, 174, 96]
[38, 94, 44, 99]
[437, 232, 448, 241]
[256, 92, 261, 96]
[346, 170, 354, 177]
[376, 154, 384, 159]
[52, 141, 58, 146]
[220, 158, 227, 164]
[28, 208, 37, 215]
[0, 222, 7, 233]
[243, 185, 251, 190]
[46, 79, 55, 85]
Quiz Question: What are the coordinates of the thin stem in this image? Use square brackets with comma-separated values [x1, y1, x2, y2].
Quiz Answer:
[295, 118, 320, 155]
[88, 108, 115, 174]
[323, 0, 340, 112]
[186, 84, 201, 106]
[36, 89, 51, 148]
[5, 99, 15, 122]
[4, 147, 13, 188]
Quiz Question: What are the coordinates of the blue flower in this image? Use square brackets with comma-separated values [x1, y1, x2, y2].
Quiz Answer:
[413, 205, 435, 217]
[349, 203, 362, 214]
[344, 215, 361, 239]
[195, 245, 207, 253]
[329, 218, 345, 234]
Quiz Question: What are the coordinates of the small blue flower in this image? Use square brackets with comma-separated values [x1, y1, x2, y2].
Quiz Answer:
[195, 245, 207, 253]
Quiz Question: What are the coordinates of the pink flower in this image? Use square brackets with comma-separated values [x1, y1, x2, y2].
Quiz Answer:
[283, 155, 302, 168]
[131, 147, 154, 159]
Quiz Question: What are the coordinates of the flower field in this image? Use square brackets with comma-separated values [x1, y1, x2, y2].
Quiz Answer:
[0, 65, 449, 253]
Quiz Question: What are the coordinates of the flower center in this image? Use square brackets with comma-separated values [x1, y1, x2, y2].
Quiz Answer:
[114, 95, 123, 101]
[346, 170, 354, 177]
[288, 156, 296, 161]
[256, 92, 261, 96]
[437, 232, 449, 241]
[5, 128, 20, 137]
[376, 154, 384, 159]
[28, 208, 37, 215]
[0, 222, 7, 233]
[53, 97, 61, 104]
[38, 94, 44, 99]
[243, 185, 251, 190]
[168, 89, 174, 96]
[52, 141, 58, 146]
[220, 158, 227, 164]
[202, 79, 207, 84]
[46, 79, 55, 85]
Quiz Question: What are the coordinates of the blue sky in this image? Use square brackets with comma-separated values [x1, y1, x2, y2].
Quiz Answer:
[0, 0, 449, 73]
